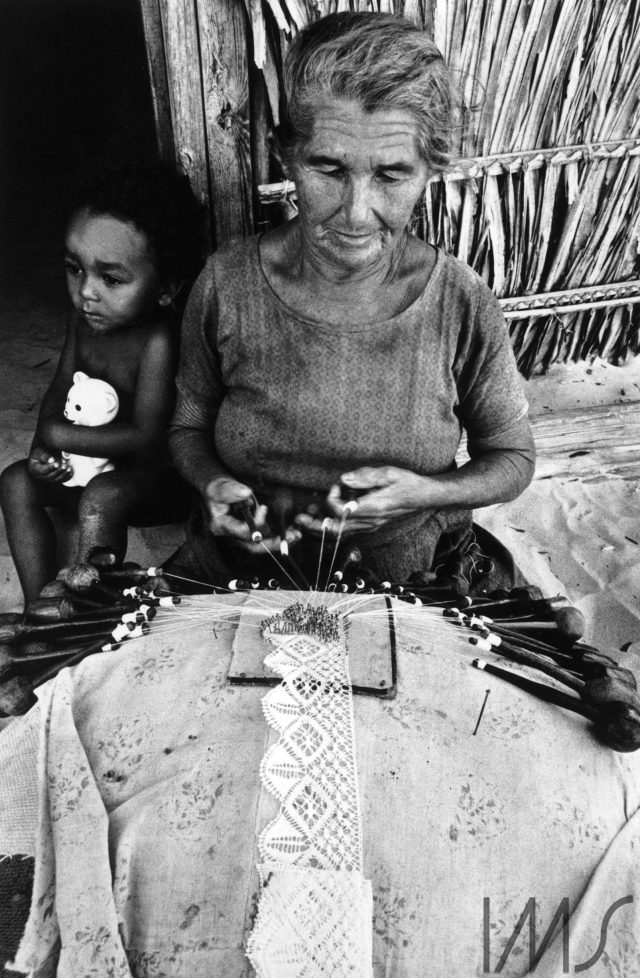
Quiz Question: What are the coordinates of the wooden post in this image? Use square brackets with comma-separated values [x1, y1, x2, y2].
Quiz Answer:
[249, 58, 272, 232]
[138, 0, 175, 163]
[139, 0, 255, 245]
[158, 0, 213, 246]
[196, 0, 254, 244]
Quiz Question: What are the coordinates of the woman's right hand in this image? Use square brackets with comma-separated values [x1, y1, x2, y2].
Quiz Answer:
[28, 446, 73, 483]
[205, 476, 273, 551]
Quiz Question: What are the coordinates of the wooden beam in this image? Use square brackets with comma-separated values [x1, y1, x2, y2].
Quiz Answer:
[138, 0, 175, 163]
[458, 401, 640, 481]
[528, 402, 640, 480]
[196, 0, 253, 244]
[249, 58, 272, 232]
[157, 0, 213, 246]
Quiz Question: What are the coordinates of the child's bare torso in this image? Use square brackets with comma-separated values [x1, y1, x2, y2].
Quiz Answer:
[73, 311, 175, 421]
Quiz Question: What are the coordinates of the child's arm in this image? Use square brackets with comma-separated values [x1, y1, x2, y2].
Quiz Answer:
[28, 319, 77, 482]
[39, 322, 177, 462]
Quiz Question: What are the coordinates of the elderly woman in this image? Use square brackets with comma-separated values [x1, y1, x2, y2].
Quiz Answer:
[169, 11, 535, 589]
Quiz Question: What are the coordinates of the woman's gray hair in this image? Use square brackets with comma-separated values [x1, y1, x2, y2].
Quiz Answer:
[276, 12, 454, 174]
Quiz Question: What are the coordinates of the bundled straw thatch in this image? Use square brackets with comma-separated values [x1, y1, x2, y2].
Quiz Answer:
[251, 0, 640, 375]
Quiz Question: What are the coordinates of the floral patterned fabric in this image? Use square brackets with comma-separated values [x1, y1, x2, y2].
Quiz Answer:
[4, 594, 640, 976]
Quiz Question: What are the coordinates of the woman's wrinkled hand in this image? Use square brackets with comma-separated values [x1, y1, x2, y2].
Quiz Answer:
[28, 446, 73, 483]
[295, 466, 431, 536]
[205, 477, 300, 553]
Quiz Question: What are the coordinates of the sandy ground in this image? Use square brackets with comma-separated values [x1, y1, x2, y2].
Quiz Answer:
[479, 358, 640, 650]
[1, 190, 639, 649]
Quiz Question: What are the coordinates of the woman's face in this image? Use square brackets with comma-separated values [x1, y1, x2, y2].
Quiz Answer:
[290, 98, 429, 274]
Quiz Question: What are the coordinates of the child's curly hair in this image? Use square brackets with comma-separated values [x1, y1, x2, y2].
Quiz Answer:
[67, 158, 205, 287]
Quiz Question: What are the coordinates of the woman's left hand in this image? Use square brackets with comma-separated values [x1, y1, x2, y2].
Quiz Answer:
[295, 466, 430, 535]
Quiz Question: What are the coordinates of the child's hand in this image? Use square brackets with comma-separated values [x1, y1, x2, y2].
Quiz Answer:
[28, 447, 73, 483]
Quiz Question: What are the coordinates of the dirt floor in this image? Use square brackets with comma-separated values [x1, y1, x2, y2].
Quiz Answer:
[480, 358, 640, 650]
[1, 175, 639, 650]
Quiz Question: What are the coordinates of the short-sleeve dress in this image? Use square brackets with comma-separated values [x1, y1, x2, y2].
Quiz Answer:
[170, 236, 530, 585]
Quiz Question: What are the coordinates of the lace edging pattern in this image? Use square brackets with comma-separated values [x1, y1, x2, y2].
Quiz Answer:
[246, 602, 373, 978]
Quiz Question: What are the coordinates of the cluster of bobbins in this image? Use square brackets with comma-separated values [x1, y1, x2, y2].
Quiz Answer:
[454, 599, 640, 754]
[1, 545, 639, 753]
[0, 550, 179, 718]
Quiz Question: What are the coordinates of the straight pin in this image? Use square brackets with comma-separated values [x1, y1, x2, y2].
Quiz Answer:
[473, 689, 490, 735]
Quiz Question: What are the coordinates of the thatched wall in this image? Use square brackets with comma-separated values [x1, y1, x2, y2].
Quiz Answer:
[140, 0, 640, 375]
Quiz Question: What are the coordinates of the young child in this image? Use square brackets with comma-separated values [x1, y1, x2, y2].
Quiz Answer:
[0, 159, 203, 607]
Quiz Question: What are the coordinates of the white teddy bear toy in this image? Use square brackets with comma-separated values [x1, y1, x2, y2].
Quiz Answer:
[61, 371, 119, 488]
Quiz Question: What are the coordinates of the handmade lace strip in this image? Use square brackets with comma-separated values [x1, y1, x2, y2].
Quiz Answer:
[248, 866, 373, 978]
[246, 601, 373, 978]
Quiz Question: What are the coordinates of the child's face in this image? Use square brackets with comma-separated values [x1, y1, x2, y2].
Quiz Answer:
[64, 209, 167, 331]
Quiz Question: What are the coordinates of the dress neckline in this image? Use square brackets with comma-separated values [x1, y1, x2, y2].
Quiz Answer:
[254, 232, 445, 333]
